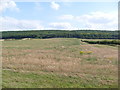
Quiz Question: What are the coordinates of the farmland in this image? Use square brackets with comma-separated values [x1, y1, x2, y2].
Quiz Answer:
[2, 38, 118, 88]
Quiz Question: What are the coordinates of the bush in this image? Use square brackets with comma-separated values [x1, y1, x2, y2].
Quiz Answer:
[80, 51, 93, 55]
[81, 40, 120, 45]
[80, 51, 85, 54]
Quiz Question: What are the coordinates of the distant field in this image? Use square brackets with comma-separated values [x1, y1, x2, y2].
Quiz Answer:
[2, 38, 118, 88]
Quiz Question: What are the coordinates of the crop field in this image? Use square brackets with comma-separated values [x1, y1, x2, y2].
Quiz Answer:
[2, 38, 118, 88]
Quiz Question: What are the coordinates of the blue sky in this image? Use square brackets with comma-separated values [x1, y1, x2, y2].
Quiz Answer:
[0, 0, 118, 31]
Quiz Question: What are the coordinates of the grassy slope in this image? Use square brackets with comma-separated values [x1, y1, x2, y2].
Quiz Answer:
[3, 70, 117, 88]
[2, 38, 118, 88]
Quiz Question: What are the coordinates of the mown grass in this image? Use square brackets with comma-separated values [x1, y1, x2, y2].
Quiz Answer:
[2, 38, 118, 88]
[2, 70, 117, 88]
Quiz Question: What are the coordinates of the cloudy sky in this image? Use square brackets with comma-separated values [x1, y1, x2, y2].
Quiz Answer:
[0, 0, 118, 31]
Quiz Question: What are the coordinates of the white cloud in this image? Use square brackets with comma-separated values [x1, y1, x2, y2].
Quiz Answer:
[58, 15, 74, 20]
[0, 16, 44, 31]
[50, 2, 60, 10]
[0, 0, 19, 13]
[76, 11, 118, 30]
[58, 11, 117, 30]
[49, 22, 77, 30]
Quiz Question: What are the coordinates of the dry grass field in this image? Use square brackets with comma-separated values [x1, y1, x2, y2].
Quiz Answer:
[2, 38, 118, 88]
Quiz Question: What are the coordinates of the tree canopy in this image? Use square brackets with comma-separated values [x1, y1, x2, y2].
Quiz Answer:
[1, 30, 119, 39]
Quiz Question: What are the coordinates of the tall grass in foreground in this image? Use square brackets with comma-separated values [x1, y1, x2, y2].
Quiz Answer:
[2, 38, 118, 88]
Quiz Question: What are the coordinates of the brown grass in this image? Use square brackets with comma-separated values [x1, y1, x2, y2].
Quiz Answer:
[2, 38, 118, 85]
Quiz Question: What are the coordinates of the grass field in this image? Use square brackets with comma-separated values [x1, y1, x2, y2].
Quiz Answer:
[2, 38, 118, 88]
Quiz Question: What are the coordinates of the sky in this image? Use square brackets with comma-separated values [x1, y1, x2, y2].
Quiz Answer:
[0, 0, 118, 31]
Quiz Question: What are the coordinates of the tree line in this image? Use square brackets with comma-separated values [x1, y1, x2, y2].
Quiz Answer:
[1, 30, 119, 39]
[81, 40, 120, 45]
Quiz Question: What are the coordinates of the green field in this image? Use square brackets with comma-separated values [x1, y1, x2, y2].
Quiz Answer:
[2, 38, 118, 88]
